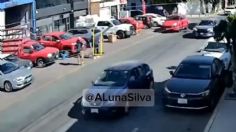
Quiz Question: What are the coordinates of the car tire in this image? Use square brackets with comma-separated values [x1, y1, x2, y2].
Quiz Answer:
[117, 31, 125, 39]
[36, 58, 45, 68]
[4, 81, 13, 92]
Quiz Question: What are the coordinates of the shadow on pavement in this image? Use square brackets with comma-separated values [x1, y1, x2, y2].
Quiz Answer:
[166, 66, 177, 70]
[188, 23, 198, 30]
[182, 32, 195, 39]
[59, 63, 80, 66]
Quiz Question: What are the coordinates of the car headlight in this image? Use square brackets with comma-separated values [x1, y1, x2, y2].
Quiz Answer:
[200, 90, 210, 97]
[47, 53, 52, 58]
[164, 87, 171, 93]
[14, 77, 25, 82]
[207, 28, 213, 32]
[193, 27, 197, 31]
[173, 23, 177, 26]
[71, 42, 77, 45]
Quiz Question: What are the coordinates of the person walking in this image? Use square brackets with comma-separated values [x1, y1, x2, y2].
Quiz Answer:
[77, 38, 87, 65]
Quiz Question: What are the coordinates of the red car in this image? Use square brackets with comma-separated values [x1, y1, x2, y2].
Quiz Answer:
[119, 17, 145, 31]
[39, 32, 85, 54]
[2, 39, 59, 67]
[162, 15, 189, 32]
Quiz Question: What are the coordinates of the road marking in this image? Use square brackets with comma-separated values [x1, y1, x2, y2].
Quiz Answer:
[203, 88, 228, 132]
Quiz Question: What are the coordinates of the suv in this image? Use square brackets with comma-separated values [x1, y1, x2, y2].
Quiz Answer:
[95, 19, 134, 39]
[0, 61, 33, 92]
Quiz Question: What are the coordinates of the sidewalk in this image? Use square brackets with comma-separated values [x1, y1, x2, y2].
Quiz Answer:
[204, 88, 236, 132]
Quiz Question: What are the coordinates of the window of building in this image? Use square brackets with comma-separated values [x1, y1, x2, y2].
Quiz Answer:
[36, 0, 68, 9]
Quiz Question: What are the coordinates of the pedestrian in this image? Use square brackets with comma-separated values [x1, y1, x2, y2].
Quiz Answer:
[76, 38, 86, 65]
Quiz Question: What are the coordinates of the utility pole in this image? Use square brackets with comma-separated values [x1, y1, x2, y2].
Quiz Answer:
[69, 0, 75, 29]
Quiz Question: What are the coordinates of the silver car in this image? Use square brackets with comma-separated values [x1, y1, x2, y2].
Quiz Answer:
[0, 61, 33, 92]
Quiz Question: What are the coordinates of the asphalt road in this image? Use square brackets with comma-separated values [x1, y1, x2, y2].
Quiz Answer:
[0, 19, 214, 132]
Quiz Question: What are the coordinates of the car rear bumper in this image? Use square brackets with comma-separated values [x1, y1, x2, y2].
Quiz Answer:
[194, 31, 214, 37]
[82, 106, 122, 116]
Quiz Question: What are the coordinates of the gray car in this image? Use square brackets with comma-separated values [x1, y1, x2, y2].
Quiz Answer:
[193, 20, 217, 38]
[0, 61, 33, 92]
[68, 27, 102, 47]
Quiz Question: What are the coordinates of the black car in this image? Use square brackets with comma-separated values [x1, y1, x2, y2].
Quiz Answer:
[193, 20, 217, 38]
[163, 55, 225, 110]
[81, 61, 154, 116]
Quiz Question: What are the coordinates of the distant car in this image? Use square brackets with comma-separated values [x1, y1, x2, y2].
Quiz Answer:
[68, 27, 102, 46]
[224, 6, 236, 15]
[129, 10, 144, 17]
[163, 55, 225, 110]
[0, 54, 33, 69]
[143, 13, 166, 26]
[162, 15, 189, 32]
[119, 17, 145, 31]
[81, 61, 154, 116]
[0, 61, 33, 92]
[200, 38, 231, 70]
[193, 20, 217, 38]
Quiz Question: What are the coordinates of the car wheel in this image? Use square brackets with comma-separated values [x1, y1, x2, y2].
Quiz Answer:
[153, 22, 158, 27]
[4, 81, 13, 92]
[36, 58, 45, 68]
[117, 31, 125, 39]
[149, 80, 154, 89]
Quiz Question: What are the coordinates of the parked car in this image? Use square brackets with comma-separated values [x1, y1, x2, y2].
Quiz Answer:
[143, 13, 166, 26]
[95, 19, 134, 39]
[81, 61, 154, 116]
[163, 55, 225, 110]
[2, 39, 59, 67]
[129, 10, 144, 17]
[68, 27, 102, 46]
[0, 54, 32, 69]
[224, 6, 236, 15]
[200, 37, 231, 70]
[162, 15, 189, 32]
[119, 17, 145, 31]
[39, 32, 85, 54]
[193, 20, 217, 38]
[0, 61, 33, 92]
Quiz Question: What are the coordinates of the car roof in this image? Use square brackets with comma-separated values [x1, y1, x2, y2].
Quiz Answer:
[0, 54, 10, 59]
[181, 55, 215, 65]
[44, 32, 65, 36]
[105, 61, 144, 71]
[0, 60, 10, 65]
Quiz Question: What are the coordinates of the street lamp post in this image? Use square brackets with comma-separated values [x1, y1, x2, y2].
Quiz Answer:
[69, 0, 75, 29]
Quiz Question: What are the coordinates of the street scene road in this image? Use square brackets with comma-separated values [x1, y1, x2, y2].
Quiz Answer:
[0, 18, 217, 132]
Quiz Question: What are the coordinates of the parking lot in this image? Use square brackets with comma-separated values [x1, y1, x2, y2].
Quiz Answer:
[0, 18, 222, 132]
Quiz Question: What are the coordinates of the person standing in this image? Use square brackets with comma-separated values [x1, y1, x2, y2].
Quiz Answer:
[77, 38, 86, 65]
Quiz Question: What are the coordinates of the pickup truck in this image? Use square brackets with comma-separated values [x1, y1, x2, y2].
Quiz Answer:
[95, 19, 134, 39]
[2, 39, 59, 67]
[38, 32, 85, 54]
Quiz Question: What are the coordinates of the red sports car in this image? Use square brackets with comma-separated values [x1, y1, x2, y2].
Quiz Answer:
[162, 15, 189, 32]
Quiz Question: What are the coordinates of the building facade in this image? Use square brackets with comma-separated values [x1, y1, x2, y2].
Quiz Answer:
[36, 0, 88, 34]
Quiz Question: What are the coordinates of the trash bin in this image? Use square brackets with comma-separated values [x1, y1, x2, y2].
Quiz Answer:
[108, 34, 117, 43]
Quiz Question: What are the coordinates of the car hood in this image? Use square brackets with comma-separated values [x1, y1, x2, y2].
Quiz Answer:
[196, 25, 213, 29]
[88, 85, 128, 95]
[167, 78, 211, 93]
[163, 20, 178, 26]
[61, 37, 79, 45]
[202, 51, 223, 59]
[118, 23, 132, 28]
[7, 67, 32, 79]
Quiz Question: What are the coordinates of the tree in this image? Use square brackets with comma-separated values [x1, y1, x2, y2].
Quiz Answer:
[214, 15, 236, 92]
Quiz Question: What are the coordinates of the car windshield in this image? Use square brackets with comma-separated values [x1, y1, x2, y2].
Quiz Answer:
[0, 63, 19, 74]
[112, 20, 121, 25]
[5, 54, 18, 61]
[59, 33, 73, 40]
[199, 20, 215, 26]
[167, 16, 181, 20]
[174, 63, 211, 79]
[94, 70, 129, 86]
[32, 43, 45, 51]
[204, 42, 227, 52]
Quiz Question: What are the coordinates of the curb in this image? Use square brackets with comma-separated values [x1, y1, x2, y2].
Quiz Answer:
[203, 88, 228, 132]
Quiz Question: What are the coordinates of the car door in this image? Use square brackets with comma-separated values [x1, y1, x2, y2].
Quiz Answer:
[141, 64, 153, 88]
[212, 59, 224, 94]
[40, 35, 54, 47]
[20, 46, 33, 61]
[129, 68, 141, 89]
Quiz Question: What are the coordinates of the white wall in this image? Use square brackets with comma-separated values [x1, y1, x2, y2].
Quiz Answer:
[0, 10, 5, 29]
[99, 0, 121, 18]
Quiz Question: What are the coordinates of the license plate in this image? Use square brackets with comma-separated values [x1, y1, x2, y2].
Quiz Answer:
[91, 108, 99, 113]
[177, 98, 188, 104]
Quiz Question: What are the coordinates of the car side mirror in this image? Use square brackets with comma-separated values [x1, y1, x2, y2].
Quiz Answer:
[169, 71, 174, 76]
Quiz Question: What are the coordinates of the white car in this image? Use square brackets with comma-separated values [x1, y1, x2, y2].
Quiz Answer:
[143, 13, 166, 26]
[200, 38, 231, 70]
[95, 19, 134, 39]
[224, 6, 236, 15]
